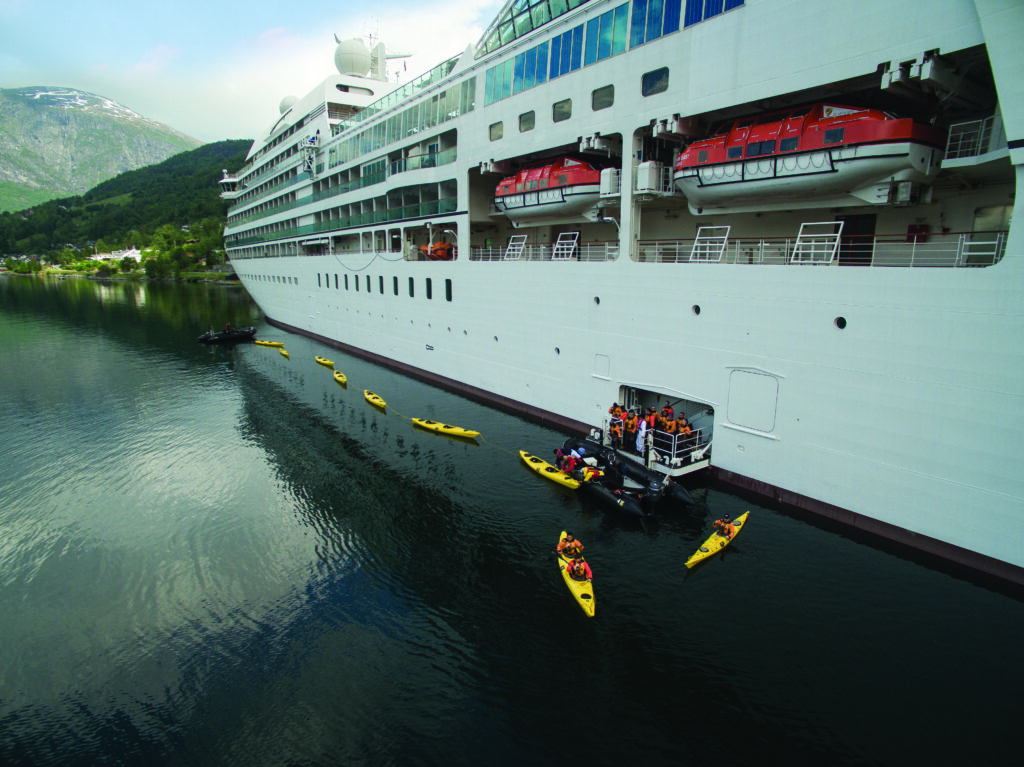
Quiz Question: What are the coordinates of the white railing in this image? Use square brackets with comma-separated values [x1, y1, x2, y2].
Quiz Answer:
[946, 116, 998, 159]
[637, 230, 1007, 267]
[470, 242, 618, 262]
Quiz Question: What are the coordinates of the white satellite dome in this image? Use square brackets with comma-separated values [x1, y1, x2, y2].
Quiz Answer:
[334, 38, 371, 76]
[279, 95, 298, 114]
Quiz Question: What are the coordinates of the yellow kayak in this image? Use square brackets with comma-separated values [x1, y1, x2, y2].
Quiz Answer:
[411, 418, 480, 439]
[254, 340, 285, 347]
[558, 531, 594, 617]
[315, 355, 334, 368]
[519, 450, 580, 489]
[333, 370, 347, 386]
[279, 348, 290, 359]
[685, 511, 750, 569]
[364, 390, 386, 409]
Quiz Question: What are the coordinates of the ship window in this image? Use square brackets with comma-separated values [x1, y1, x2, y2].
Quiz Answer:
[553, 98, 572, 122]
[557, 174, 569, 185]
[393, 276, 399, 295]
[824, 127, 845, 145]
[525, 180, 537, 190]
[334, 274, 338, 289]
[366, 275, 371, 292]
[379, 276, 384, 293]
[355, 275, 359, 291]
[445, 278, 453, 302]
[408, 277, 415, 297]
[779, 137, 798, 152]
[727, 146, 743, 159]
[641, 67, 669, 96]
[318, 273, 322, 288]
[490, 121, 504, 141]
[519, 110, 535, 132]
[746, 140, 775, 157]
[592, 85, 614, 110]
[345, 275, 349, 290]
[426, 278, 433, 300]
[697, 149, 708, 163]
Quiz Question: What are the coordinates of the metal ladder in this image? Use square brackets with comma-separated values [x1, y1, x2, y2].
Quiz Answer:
[552, 232, 579, 261]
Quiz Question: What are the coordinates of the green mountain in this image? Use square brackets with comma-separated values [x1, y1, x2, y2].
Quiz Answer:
[0, 86, 203, 214]
[0, 139, 252, 256]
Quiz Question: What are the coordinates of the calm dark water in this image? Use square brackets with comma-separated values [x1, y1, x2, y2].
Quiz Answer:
[1, 275, 1020, 766]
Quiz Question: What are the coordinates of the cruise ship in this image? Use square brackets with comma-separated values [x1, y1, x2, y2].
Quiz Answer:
[220, 0, 1024, 585]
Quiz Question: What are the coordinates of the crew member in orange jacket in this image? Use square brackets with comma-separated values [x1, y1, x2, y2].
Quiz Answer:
[713, 514, 737, 539]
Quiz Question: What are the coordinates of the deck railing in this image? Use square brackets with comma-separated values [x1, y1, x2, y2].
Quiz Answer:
[468, 242, 618, 262]
[636, 230, 1007, 267]
[945, 116, 1000, 159]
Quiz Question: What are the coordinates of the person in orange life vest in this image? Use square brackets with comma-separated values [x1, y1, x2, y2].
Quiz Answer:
[581, 465, 603, 482]
[608, 402, 624, 420]
[558, 533, 584, 558]
[713, 514, 737, 539]
[660, 401, 674, 421]
[624, 411, 638, 445]
[663, 416, 677, 435]
[567, 556, 592, 581]
[609, 419, 622, 449]
[676, 415, 692, 438]
[645, 407, 657, 430]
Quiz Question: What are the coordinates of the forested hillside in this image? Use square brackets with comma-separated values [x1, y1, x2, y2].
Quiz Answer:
[0, 139, 251, 258]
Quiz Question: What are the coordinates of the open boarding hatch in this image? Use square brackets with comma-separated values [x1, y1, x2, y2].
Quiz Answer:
[596, 387, 713, 478]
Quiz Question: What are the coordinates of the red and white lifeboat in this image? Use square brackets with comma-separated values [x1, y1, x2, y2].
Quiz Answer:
[494, 157, 604, 226]
[674, 103, 947, 214]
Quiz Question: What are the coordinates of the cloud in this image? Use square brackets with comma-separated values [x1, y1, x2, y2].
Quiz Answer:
[134, 45, 179, 77]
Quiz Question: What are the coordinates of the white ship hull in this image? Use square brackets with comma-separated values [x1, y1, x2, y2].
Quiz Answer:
[222, 0, 1024, 583]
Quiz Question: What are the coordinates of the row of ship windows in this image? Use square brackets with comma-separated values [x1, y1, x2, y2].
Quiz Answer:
[484, 0, 743, 104]
[704, 129, 846, 161]
[317, 272, 454, 302]
[488, 70, 666, 138]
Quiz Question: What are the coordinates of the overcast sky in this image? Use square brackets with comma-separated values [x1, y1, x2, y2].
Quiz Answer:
[0, 0, 502, 142]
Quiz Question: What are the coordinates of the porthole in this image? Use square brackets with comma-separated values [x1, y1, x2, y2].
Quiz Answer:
[692, 304, 701, 316]
[594, 296, 600, 305]
[835, 316, 847, 330]
[555, 347, 561, 355]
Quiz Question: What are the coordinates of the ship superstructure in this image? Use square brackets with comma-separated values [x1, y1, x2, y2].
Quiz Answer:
[221, 1, 1024, 583]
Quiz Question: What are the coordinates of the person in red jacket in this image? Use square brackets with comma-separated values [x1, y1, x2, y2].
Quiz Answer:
[713, 514, 737, 539]
[567, 556, 592, 581]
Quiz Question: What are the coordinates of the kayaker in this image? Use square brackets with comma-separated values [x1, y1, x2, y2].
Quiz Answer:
[713, 514, 737, 539]
[558, 533, 584, 558]
[567, 556, 592, 582]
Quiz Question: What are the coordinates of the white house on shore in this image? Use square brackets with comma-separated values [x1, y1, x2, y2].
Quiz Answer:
[91, 248, 142, 262]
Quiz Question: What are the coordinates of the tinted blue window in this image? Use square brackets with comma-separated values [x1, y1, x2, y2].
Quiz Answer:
[724, 0, 744, 8]
[513, 54, 526, 94]
[536, 41, 549, 83]
[705, 0, 723, 17]
[631, 0, 648, 46]
[647, 0, 664, 40]
[485, 67, 496, 104]
[550, 36, 562, 78]
[684, 0, 703, 26]
[585, 17, 600, 64]
[598, 11, 613, 58]
[664, 0, 682, 33]
[524, 47, 537, 90]
[571, 25, 583, 70]
[613, 3, 629, 53]
[560, 30, 572, 73]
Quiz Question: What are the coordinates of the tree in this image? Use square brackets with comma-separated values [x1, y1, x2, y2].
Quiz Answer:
[119, 256, 136, 273]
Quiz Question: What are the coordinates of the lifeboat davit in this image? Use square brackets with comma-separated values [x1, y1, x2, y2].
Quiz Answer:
[494, 157, 604, 226]
[673, 103, 947, 214]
